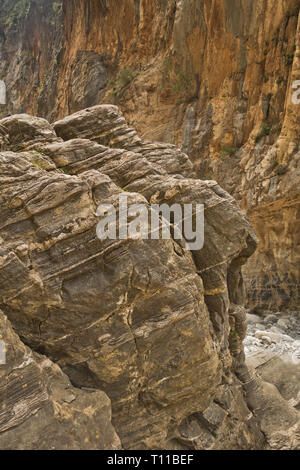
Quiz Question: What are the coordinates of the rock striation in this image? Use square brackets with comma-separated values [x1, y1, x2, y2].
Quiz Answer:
[0, 105, 266, 449]
[2, 0, 299, 312]
[0, 309, 121, 450]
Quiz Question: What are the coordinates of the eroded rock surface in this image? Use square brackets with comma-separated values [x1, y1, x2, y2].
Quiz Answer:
[0, 0, 299, 312]
[0, 310, 121, 450]
[245, 311, 300, 450]
[0, 106, 267, 449]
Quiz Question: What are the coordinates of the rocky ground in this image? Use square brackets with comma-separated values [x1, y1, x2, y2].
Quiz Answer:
[246, 310, 300, 364]
[244, 310, 300, 449]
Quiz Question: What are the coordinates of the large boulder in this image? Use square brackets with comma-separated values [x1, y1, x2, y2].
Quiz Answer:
[0, 107, 264, 449]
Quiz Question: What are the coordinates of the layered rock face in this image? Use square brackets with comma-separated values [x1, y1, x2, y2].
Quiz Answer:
[0, 0, 63, 121]
[0, 310, 121, 450]
[0, 0, 299, 312]
[0, 105, 268, 449]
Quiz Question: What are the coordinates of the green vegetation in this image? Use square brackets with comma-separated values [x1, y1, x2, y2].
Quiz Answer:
[0, 0, 62, 32]
[270, 156, 288, 175]
[36, 76, 45, 95]
[117, 68, 135, 87]
[285, 50, 295, 66]
[270, 156, 279, 169]
[28, 153, 49, 171]
[230, 331, 239, 338]
[221, 146, 238, 157]
[276, 76, 284, 86]
[52, 2, 62, 14]
[255, 124, 272, 143]
[108, 68, 137, 99]
[161, 55, 192, 99]
[0, 0, 32, 31]
[171, 70, 191, 96]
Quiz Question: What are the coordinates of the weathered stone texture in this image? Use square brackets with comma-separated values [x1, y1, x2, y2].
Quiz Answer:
[2, 0, 298, 311]
[0, 106, 265, 449]
[0, 310, 121, 450]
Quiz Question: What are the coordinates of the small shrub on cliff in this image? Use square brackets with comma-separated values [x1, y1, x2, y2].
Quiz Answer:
[171, 71, 191, 96]
[118, 68, 135, 88]
[270, 156, 279, 169]
[161, 55, 192, 99]
[221, 146, 238, 157]
[276, 77, 284, 86]
[255, 124, 271, 143]
[230, 331, 239, 339]
[52, 2, 62, 14]
[0, 0, 62, 32]
[108, 68, 136, 99]
[285, 51, 295, 66]
[0, 0, 32, 31]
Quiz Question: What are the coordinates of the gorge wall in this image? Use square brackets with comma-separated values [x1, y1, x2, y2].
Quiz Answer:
[0, 1, 299, 450]
[0, 106, 268, 449]
[1, 103, 299, 450]
[1, 0, 299, 312]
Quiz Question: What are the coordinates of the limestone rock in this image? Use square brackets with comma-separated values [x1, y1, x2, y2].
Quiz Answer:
[246, 379, 300, 450]
[53, 106, 258, 353]
[0, 107, 264, 449]
[54, 105, 194, 177]
[0, 0, 299, 311]
[0, 310, 121, 450]
[245, 310, 300, 450]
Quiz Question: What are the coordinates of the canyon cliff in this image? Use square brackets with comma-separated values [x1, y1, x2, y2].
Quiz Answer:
[0, 0, 299, 311]
[0, 104, 299, 449]
[0, 0, 299, 451]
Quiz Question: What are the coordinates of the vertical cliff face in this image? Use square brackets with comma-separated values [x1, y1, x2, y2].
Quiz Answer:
[0, 1, 299, 450]
[0, 1, 299, 309]
[0, 0, 64, 121]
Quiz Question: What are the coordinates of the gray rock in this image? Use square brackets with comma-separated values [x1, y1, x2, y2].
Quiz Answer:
[265, 314, 278, 324]
[277, 319, 290, 331]
[247, 313, 261, 324]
